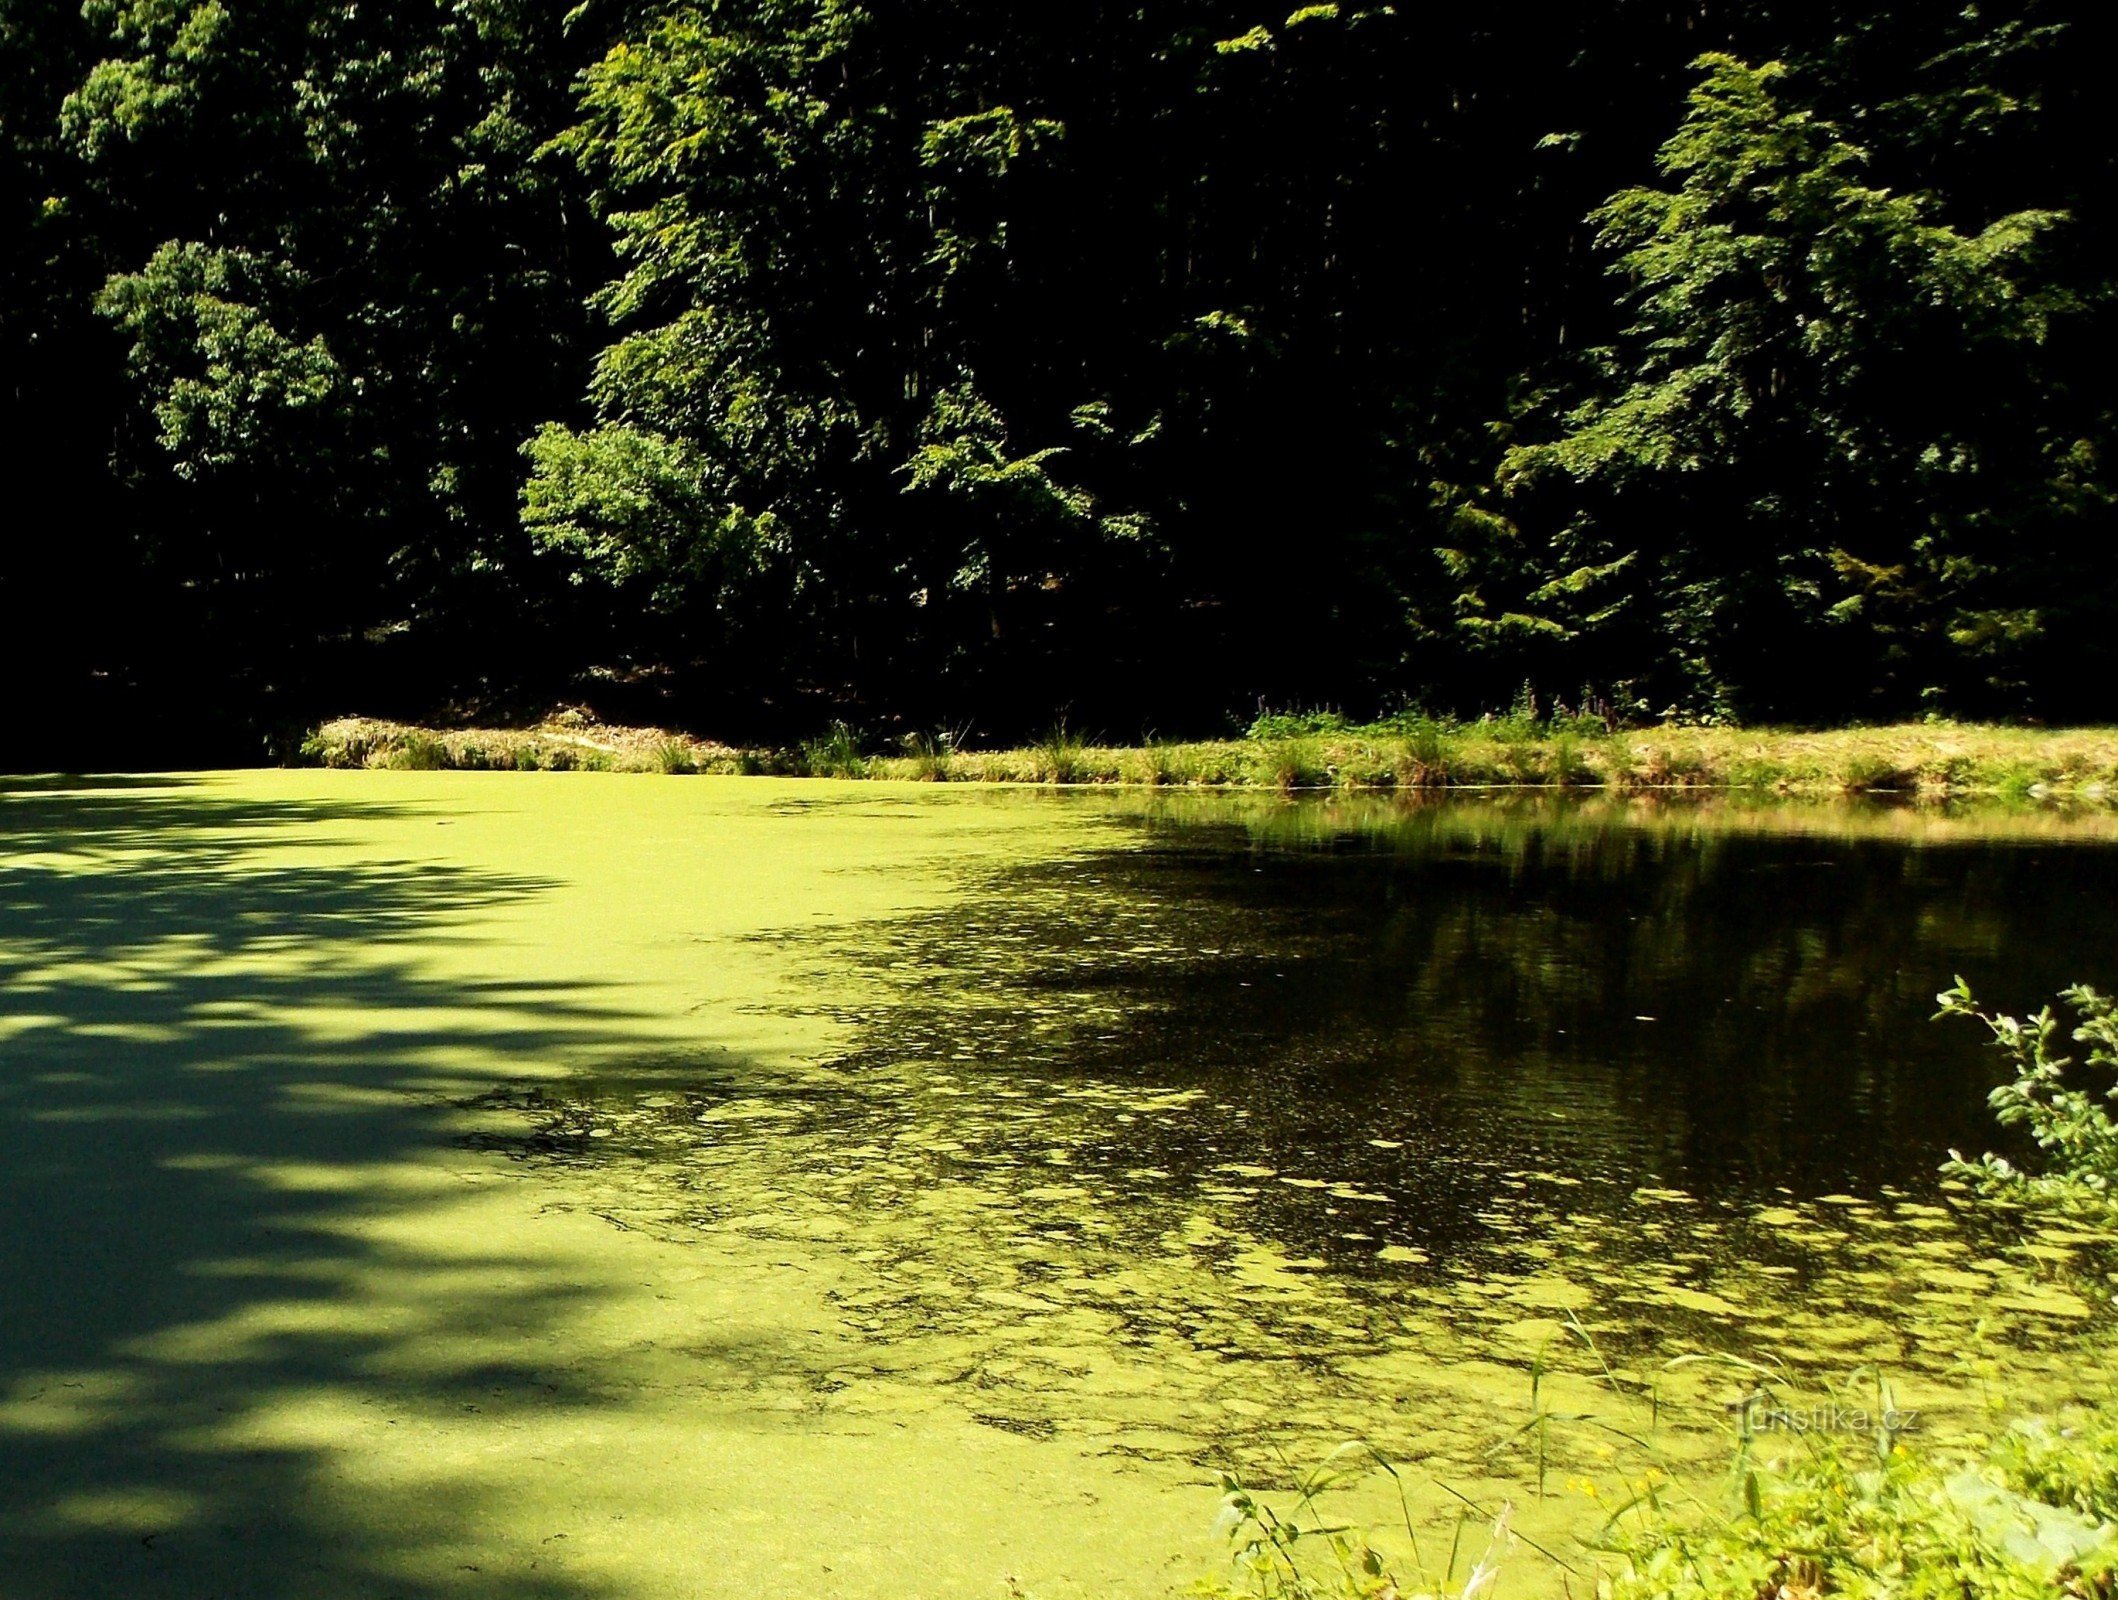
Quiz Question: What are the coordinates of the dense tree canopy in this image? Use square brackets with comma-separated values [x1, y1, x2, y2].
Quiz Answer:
[3, 0, 2110, 753]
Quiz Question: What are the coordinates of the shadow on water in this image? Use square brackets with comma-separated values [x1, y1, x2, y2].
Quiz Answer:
[853, 793, 2118, 1203]
[0, 774, 203, 794]
[0, 780, 730, 1599]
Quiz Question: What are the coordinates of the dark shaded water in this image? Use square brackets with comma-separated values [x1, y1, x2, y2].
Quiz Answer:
[926, 797, 2116, 1194]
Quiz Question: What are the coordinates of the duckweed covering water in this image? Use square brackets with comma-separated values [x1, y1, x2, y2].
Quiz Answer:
[2, 774, 2114, 1598]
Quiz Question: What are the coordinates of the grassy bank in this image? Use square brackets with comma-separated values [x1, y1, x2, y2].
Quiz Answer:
[305, 712, 2118, 798]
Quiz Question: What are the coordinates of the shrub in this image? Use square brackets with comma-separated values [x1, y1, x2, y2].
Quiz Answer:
[1258, 735, 1329, 791]
[1548, 733, 1592, 786]
[1485, 681, 1545, 745]
[1333, 742, 1398, 788]
[801, 722, 869, 779]
[1638, 742, 1709, 787]
[901, 731, 953, 781]
[389, 731, 451, 770]
[1993, 1414, 2118, 1525]
[1936, 979, 2118, 1207]
[1722, 755, 1784, 790]
[1396, 723, 1451, 787]
[1138, 739, 1181, 786]
[1602, 1426, 2118, 1600]
[1918, 754, 1977, 794]
[1249, 709, 1351, 741]
[1034, 723, 1087, 784]
[1840, 752, 1909, 793]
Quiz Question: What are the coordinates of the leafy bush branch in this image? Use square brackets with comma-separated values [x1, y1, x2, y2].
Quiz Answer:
[1937, 979, 2118, 1207]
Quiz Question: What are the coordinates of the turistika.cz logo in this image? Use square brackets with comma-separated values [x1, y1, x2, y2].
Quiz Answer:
[1736, 1399, 1922, 1435]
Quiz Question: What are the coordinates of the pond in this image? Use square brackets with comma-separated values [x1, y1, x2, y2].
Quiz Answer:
[2, 773, 2113, 1599]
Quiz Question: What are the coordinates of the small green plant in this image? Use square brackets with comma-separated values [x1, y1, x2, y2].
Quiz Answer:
[801, 721, 869, 779]
[1918, 754, 1978, 794]
[1992, 1414, 2118, 1525]
[1476, 681, 1540, 745]
[1552, 687, 1621, 735]
[1200, 1444, 1515, 1600]
[1034, 723, 1088, 784]
[1396, 721, 1450, 786]
[1260, 735, 1328, 791]
[1143, 738, 1184, 786]
[1334, 742, 1398, 788]
[654, 738, 695, 775]
[1249, 709, 1351, 742]
[1636, 741, 1710, 787]
[1936, 978, 2118, 1207]
[1547, 732, 1587, 786]
[1576, 988, 2118, 1597]
[1840, 752, 1907, 793]
[902, 731, 954, 781]
[1722, 754, 1783, 790]
[1600, 1418, 2118, 1600]
[390, 731, 452, 770]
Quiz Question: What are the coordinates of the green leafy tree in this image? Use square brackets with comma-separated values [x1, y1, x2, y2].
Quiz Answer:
[54, 0, 604, 719]
[1443, 46, 2106, 720]
[96, 242, 344, 477]
[4, 0, 2114, 742]
[525, 0, 1155, 715]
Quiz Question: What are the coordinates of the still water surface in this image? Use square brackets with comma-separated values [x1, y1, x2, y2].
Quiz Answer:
[505, 793, 2118, 1445]
[3, 776, 2114, 1598]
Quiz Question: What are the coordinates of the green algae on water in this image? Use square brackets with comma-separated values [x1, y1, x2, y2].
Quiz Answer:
[2, 772, 2114, 1599]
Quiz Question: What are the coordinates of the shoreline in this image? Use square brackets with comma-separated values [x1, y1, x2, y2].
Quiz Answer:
[302, 714, 2118, 800]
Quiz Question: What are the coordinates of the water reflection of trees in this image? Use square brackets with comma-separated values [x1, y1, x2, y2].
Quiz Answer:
[823, 796, 2118, 1230]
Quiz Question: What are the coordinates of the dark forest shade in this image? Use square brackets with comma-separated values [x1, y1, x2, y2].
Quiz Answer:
[3, 0, 2111, 755]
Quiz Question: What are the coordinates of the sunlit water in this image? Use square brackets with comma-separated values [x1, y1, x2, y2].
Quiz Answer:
[3, 775, 2114, 1598]
[481, 792, 2118, 1458]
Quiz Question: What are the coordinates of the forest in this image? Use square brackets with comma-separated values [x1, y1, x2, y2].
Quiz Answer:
[3, 0, 2112, 758]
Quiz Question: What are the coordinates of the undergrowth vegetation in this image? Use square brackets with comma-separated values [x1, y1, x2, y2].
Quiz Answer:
[1599, 1422, 2118, 1600]
[1198, 1418, 2118, 1600]
[1198, 1444, 1516, 1600]
[305, 713, 2118, 799]
[1938, 980, 2118, 1208]
[1196, 1361, 2118, 1600]
[799, 721, 869, 779]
